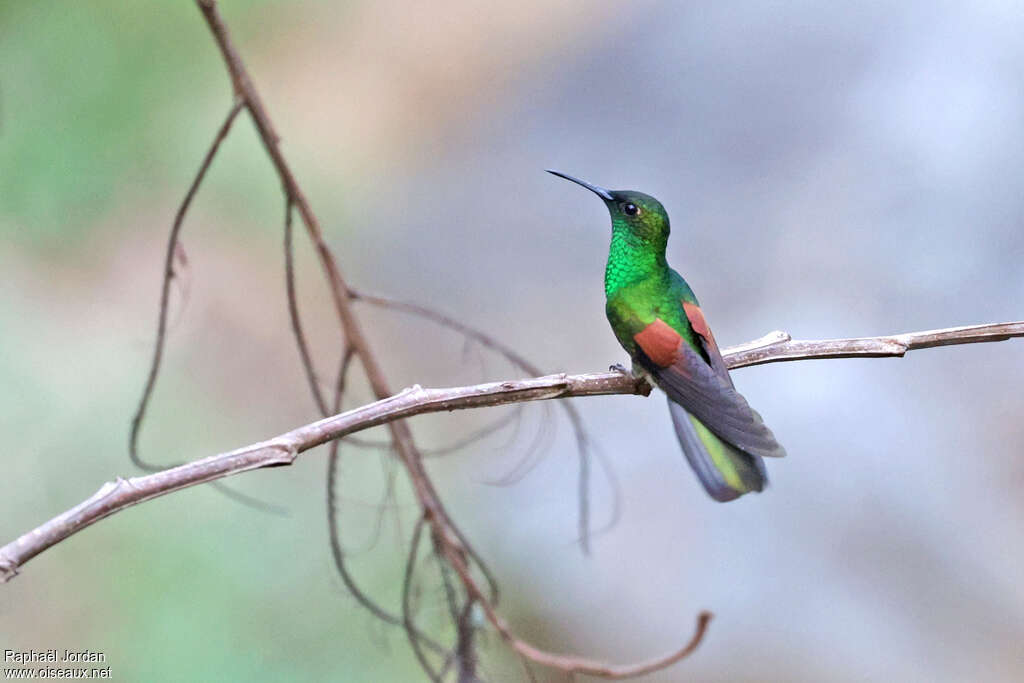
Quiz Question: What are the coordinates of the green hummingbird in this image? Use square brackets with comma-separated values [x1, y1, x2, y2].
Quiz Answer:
[548, 170, 786, 501]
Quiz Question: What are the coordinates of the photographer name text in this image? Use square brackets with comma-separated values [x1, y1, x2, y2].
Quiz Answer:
[4, 651, 105, 665]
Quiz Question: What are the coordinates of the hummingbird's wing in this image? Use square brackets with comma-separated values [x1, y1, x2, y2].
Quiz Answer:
[681, 302, 731, 383]
[633, 313, 786, 460]
[667, 397, 767, 501]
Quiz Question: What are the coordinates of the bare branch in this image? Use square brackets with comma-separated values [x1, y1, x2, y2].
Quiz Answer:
[5, 320, 1020, 581]
[723, 322, 1024, 368]
[195, 3, 492, 674]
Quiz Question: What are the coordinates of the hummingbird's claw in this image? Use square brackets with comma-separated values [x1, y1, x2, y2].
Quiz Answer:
[609, 362, 653, 395]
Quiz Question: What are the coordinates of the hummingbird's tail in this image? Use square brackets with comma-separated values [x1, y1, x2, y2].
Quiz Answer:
[667, 398, 767, 502]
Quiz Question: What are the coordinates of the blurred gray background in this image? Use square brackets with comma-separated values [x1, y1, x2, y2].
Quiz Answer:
[2, 1, 1022, 680]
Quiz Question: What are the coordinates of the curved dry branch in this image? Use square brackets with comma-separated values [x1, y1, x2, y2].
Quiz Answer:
[512, 611, 712, 679]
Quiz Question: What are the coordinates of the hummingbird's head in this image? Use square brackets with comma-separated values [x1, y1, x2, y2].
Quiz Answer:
[546, 170, 670, 245]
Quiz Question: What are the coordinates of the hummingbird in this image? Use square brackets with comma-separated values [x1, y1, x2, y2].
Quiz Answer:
[548, 170, 786, 501]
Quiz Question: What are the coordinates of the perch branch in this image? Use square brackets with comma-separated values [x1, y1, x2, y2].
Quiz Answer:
[722, 322, 1024, 367]
[5, 322, 1020, 577]
[3, 322, 1020, 673]
[2, 320, 1021, 675]
[0, 368, 645, 583]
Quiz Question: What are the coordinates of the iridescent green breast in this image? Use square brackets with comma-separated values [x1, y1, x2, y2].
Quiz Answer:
[605, 269, 699, 358]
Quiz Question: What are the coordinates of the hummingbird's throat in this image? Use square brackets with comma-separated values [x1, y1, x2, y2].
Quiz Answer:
[604, 229, 668, 297]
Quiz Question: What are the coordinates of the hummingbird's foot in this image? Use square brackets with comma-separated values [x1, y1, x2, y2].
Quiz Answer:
[610, 361, 647, 378]
[610, 362, 654, 396]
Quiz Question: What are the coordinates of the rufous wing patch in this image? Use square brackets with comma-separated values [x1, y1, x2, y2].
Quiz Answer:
[683, 302, 718, 351]
[633, 318, 683, 367]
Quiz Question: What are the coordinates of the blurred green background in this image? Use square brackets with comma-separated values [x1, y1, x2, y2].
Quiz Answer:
[2, 1, 1023, 681]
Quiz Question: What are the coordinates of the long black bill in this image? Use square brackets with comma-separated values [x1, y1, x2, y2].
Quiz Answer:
[545, 169, 614, 201]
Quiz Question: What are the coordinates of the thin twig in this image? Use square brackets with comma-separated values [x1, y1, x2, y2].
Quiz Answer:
[350, 289, 601, 552]
[511, 611, 712, 680]
[284, 198, 329, 416]
[455, 598, 479, 683]
[402, 516, 443, 682]
[342, 407, 526, 457]
[434, 542, 469, 681]
[325, 349, 445, 654]
[126, 100, 282, 513]
[128, 99, 243, 470]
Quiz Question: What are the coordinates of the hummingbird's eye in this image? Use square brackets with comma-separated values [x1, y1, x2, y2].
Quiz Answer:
[622, 202, 640, 216]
